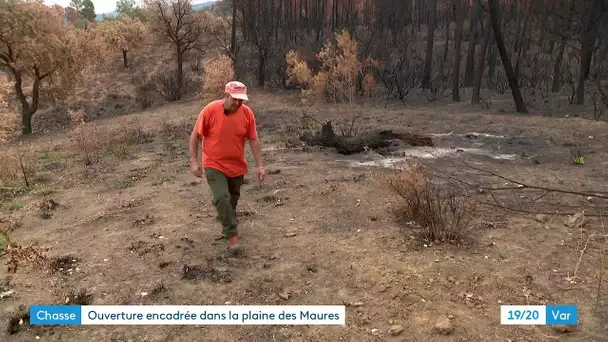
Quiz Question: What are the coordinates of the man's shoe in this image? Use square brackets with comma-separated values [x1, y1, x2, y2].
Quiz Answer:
[227, 235, 242, 255]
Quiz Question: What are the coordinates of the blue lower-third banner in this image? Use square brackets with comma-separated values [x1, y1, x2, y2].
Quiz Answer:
[30, 305, 346, 325]
[500, 305, 578, 325]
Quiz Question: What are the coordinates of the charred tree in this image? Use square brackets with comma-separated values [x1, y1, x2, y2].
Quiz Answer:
[472, 11, 492, 104]
[452, 0, 465, 101]
[422, 0, 438, 89]
[575, 0, 606, 104]
[463, 0, 481, 87]
[488, 0, 528, 113]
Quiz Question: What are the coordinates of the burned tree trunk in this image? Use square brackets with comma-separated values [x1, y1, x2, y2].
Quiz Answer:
[452, 0, 465, 101]
[575, 0, 604, 105]
[422, 0, 438, 89]
[299, 121, 434, 155]
[472, 15, 491, 104]
[443, 8, 450, 62]
[464, 0, 481, 87]
[488, 0, 528, 113]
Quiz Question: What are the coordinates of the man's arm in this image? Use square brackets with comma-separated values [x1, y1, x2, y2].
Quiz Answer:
[248, 137, 265, 181]
[190, 107, 207, 173]
[246, 108, 265, 181]
[190, 108, 207, 178]
[189, 130, 203, 178]
[189, 130, 201, 165]
[248, 137, 263, 168]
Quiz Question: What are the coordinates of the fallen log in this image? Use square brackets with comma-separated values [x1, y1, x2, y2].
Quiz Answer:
[299, 121, 434, 155]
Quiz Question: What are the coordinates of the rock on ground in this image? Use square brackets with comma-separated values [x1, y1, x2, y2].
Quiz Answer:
[389, 324, 404, 336]
[551, 325, 577, 333]
[434, 316, 454, 335]
[535, 214, 548, 223]
[564, 213, 585, 228]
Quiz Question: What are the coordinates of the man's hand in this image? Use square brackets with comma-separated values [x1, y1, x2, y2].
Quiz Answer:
[256, 166, 266, 182]
[191, 160, 203, 178]
[248, 138, 265, 182]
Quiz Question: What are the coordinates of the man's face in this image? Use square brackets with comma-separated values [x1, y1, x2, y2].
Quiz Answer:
[225, 95, 243, 112]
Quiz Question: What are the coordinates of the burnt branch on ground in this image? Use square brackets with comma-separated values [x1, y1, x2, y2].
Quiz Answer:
[64, 288, 93, 305]
[6, 306, 29, 335]
[427, 162, 608, 217]
[463, 163, 608, 199]
[299, 120, 433, 155]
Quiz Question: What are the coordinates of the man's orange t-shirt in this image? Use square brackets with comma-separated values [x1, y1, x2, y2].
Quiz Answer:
[194, 100, 258, 178]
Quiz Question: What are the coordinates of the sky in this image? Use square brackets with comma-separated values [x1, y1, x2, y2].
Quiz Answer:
[43, 0, 217, 15]
[44, 0, 121, 14]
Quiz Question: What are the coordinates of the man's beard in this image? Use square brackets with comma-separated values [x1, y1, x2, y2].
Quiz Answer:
[225, 103, 241, 113]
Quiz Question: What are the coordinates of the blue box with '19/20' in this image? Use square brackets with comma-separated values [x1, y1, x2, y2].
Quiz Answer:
[500, 305, 578, 325]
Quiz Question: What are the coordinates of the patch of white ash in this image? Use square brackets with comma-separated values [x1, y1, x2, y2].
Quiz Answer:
[339, 146, 519, 168]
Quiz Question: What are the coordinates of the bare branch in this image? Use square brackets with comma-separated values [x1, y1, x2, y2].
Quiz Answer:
[478, 199, 607, 217]
[463, 162, 608, 200]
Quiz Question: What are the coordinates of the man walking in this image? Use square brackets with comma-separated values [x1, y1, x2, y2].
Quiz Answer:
[189, 81, 265, 254]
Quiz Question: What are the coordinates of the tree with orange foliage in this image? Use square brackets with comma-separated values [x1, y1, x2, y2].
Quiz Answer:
[95, 14, 147, 68]
[286, 29, 376, 105]
[0, 1, 100, 134]
[0, 72, 19, 142]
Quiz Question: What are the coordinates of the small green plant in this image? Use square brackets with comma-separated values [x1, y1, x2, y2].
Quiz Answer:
[0, 233, 8, 253]
[34, 187, 56, 196]
[38, 151, 67, 171]
[6, 203, 23, 211]
[567, 133, 586, 166]
[165, 135, 180, 153]
[152, 175, 176, 186]
[573, 147, 585, 165]
[112, 181, 131, 190]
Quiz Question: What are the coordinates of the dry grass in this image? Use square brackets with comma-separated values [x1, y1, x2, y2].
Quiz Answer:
[384, 159, 478, 243]
[151, 69, 183, 102]
[0, 72, 20, 143]
[3, 242, 49, 274]
[68, 108, 102, 165]
[159, 117, 193, 140]
[103, 120, 155, 159]
[0, 145, 37, 188]
[134, 77, 156, 109]
[0, 112, 19, 144]
[68, 109, 155, 163]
